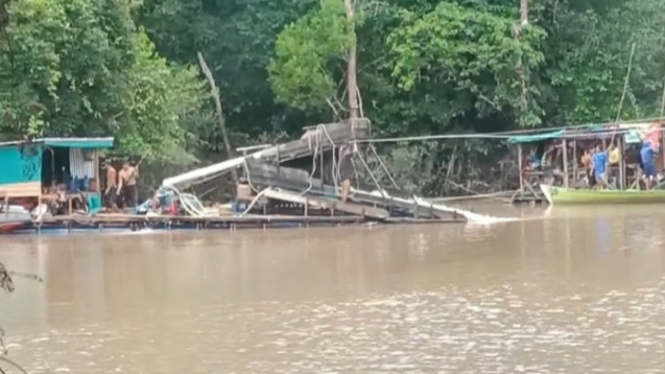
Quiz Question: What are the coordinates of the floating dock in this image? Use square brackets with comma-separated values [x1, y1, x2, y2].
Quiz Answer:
[6, 208, 464, 235]
[1, 118, 474, 235]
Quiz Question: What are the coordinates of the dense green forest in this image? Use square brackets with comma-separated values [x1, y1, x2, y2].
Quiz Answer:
[1, 0, 664, 194]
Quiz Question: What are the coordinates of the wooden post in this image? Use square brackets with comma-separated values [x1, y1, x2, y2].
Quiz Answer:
[562, 139, 569, 187]
[572, 140, 577, 185]
[276, 146, 281, 179]
[319, 144, 324, 188]
[94, 150, 100, 193]
[517, 144, 524, 194]
[343, 0, 359, 119]
[617, 136, 624, 190]
[661, 135, 665, 172]
[4, 194, 8, 219]
[240, 149, 248, 181]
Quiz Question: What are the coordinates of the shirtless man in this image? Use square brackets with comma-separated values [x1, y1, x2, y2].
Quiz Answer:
[117, 161, 139, 208]
[581, 147, 594, 186]
[102, 161, 118, 211]
[338, 144, 356, 203]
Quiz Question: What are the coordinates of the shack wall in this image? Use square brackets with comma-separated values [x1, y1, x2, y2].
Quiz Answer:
[0, 143, 43, 197]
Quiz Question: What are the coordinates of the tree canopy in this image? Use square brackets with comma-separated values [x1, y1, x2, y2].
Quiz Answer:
[1, 0, 665, 191]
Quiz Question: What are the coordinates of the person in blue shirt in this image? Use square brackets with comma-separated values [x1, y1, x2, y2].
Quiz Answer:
[592, 144, 608, 188]
[640, 137, 658, 188]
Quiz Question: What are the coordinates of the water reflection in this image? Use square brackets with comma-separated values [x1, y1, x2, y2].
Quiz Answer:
[0, 205, 664, 373]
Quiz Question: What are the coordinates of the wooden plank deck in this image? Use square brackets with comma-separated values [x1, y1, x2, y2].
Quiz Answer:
[261, 188, 390, 219]
[242, 161, 467, 222]
[40, 213, 362, 224]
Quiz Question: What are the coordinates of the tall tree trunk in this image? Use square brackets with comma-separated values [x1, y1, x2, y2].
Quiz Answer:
[516, 0, 529, 125]
[343, 0, 359, 119]
[197, 52, 238, 183]
[520, 0, 528, 25]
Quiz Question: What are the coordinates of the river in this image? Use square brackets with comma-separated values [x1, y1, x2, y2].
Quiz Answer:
[1, 205, 665, 373]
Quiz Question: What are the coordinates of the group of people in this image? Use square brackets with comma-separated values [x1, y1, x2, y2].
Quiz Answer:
[580, 143, 621, 187]
[524, 123, 663, 189]
[581, 124, 661, 189]
[102, 160, 140, 210]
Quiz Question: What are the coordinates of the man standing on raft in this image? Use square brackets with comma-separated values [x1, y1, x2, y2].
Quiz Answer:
[117, 160, 140, 207]
[338, 143, 356, 203]
[640, 122, 661, 189]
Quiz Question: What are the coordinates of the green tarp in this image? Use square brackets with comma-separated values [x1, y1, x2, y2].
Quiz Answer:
[43, 138, 113, 148]
[508, 130, 565, 144]
[624, 130, 642, 144]
[0, 137, 114, 149]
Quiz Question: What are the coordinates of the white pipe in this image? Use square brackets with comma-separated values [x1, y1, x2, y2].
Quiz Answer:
[161, 157, 245, 187]
[161, 150, 270, 187]
[161, 124, 343, 188]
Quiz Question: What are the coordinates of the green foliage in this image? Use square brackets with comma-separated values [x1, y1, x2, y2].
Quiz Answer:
[387, 2, 546, 126]
[268, 0, 355, 110]
[0, 0, 211, 164]
[138, 0, 322, 136]
[4, 0, 665, 195]
[542, 0, 665, 124]
[116, 30, 207, 164]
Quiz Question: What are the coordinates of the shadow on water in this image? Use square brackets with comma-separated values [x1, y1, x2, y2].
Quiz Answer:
[0, 205, 664, 373]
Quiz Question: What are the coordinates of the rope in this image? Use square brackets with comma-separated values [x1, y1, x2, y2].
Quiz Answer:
[357, 117, 665, 145]
[354, 148, 388, 199]
[317, 124, 339, 189]
[158, 185, 217, 217]
[615, 42, 636, 124]
[358, 126, 665, 145]
[301, 128, 321, 196]
[369, 144, 400, 190]
[362, 133, 512, 143]
[240, 187, 271, 215]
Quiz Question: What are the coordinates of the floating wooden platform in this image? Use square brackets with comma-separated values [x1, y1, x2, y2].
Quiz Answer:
[243, 161, 467, 222]
[261, 188, 390, 219]
[4, 206, 464, 235]
[6, 213, 364, 234]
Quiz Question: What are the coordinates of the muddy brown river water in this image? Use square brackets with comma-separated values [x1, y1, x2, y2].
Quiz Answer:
[1, 205, 665, 373]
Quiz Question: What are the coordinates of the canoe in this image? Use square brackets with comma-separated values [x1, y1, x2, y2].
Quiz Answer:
[540, 184, 665, 205]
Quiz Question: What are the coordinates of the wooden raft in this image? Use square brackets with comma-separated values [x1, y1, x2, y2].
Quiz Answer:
[261, 188, 389, 219]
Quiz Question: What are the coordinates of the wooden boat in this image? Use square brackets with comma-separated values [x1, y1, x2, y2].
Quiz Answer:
[540, 184, 665, 205]
[0, 208, 32, 233]
[0, 220, 29, 233]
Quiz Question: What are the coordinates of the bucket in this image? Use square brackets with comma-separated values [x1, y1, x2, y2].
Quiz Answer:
[87, 193, 102, 214]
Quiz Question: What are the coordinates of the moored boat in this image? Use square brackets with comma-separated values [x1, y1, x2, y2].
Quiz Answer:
[540, 184, 665, 205]
[0, 206, 32, 233]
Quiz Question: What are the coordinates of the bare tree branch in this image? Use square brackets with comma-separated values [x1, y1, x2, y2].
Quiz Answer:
[197, 52, 238, 183]
[325, 98, 340, 120]
[344, 0, 360, 119]
[0, 262, 41, 374]
[0, 357, 28, 374]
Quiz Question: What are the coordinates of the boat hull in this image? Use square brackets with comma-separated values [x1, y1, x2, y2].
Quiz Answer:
[0, 220, 30, 233]
[540, 184, 665, 205]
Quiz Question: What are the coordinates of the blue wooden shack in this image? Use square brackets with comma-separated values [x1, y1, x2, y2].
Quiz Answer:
[0, 137, 114, 201]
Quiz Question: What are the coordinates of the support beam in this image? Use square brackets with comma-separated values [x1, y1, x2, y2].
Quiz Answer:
[619, 136, 625, 190]
[572, 140, 577, 186]
[517, 144, 524, 194]
[562, 139, 569, 187]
